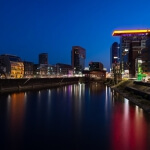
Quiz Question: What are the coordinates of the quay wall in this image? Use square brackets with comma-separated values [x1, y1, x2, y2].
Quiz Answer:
[108, 79, 150, 112]
[106, 79, 150, 101]
[0, 77, 84, 93]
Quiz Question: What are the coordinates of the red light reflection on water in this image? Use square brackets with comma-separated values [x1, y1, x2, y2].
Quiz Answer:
[111, 98, 148, 150]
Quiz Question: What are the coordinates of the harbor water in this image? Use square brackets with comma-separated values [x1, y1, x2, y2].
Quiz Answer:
[0, 83, 150, 150]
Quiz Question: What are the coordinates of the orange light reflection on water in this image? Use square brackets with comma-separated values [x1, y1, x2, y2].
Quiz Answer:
[9, 93, 26, 138]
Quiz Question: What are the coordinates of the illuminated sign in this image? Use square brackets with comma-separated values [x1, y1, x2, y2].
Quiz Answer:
[112, 29, 150, 36]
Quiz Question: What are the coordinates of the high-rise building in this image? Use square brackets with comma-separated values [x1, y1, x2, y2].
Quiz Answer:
[112, 29, 150, 77]
[110, 42, 120, 69]
[71, 46, 86, 74]
[39, 53, 48, 65]
[142, 36, 150, 75]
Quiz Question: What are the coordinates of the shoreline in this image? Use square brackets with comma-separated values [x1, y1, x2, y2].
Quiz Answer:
[109, 80, 150, 113]
[0, 77, 104, 94]
[0, 77, 82, 94]
[0, 81, 77, 94]
[112, 87, 150, 113]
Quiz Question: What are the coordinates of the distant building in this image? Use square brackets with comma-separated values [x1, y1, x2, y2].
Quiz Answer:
[110, 42, 120, 70]
[56, 63, 73, 76]
[83, 61, 106, 80]
[142, 36, 150, 75]
[33, 63, 73, 77]
[24, 61, 34, 77]
[33, 64, 40, 77]
[89, 62, 103, 71]
[47, 65, 57, 76]
[39, 53, 48, 65]
[71, 46, 86, 74]
[0, 54, 24, 78]
[83, 70, 106, 80]
[33, 64, 48, 77]
[40, 64, 50, 76]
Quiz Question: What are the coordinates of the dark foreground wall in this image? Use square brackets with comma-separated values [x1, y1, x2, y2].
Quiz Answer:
[0, 77, 83, 93]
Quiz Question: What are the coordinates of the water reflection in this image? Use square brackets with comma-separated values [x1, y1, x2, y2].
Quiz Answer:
[111, 91, 149, 150]
[5, 93, 26, 148]
[72, 84, 86, 131]
[10, 93, 25, 133]
[90, 82, 105, 95]
[7, 94, 11, 115]
[0, 84, 150, 149]
[47, 89, 51, 118]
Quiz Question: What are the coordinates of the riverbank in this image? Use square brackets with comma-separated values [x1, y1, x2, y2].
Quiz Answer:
[0, 77, 83, 93]
[0, 77, 104, 93]
[109, 79, 150, 113]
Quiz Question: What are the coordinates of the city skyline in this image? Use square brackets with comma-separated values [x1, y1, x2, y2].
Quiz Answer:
[1, 0, 150, 70]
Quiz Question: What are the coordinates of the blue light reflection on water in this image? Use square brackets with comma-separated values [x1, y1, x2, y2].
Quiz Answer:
[0, 83, 150, 150]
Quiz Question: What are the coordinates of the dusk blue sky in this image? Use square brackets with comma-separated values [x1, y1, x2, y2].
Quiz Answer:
[0, 0, 150, 70]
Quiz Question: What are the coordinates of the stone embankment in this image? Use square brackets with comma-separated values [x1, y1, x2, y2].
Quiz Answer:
[105, 79, 150, 113]
[0, 77, 84, 93]
[0, 77, 106, 94]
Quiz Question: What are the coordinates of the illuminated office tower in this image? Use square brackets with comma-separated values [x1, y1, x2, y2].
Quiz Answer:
[110, 42, 120, 69]
[142, 37, 150, 76]
[39, 53, 48, 65]
[71, 46, 86, 74]
[112, 29, 150, 77]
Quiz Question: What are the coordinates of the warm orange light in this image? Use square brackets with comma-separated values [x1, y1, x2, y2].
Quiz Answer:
[10, 62, 24, 78]
[112, 29, 150, 36]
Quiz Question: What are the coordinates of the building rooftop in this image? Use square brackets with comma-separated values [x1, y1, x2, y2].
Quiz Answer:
[112, 29, 150, 36]
[1, 54, 22, 62]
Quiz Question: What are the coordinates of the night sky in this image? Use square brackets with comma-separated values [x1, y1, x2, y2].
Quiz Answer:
[0, 0, 150, 70]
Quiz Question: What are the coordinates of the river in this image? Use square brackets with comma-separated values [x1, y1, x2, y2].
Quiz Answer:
[0, 83, 150, 150]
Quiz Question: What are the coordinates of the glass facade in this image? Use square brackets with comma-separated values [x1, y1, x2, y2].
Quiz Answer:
[120, 34, 147, 77]
[110, 42, 120, 69]
[71, 46, 86, 74]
